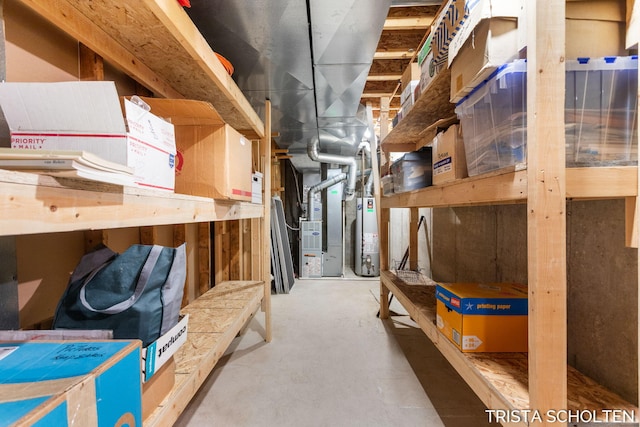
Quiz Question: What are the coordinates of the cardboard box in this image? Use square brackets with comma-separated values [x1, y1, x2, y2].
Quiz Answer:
[448, 0, 524, 102]
[142, 356, 175, 420]
[123, 98, 176, 191]
[628, 0, 639, 49]
[419, 49, 441, 95]
[450, 18, 520, 102]
[252, 171, 263, 204]
[432, 125, 467, 185]
[141, 314, 188, 382]
[137, 97, 253, 201]
[436, 282, 528, 352]
[0, 81, 176, 191]
[401, 63, 421, 93]
[0, 341, 142, 426]
[431, 0, 468, 66]
[566, 0, 628, 58]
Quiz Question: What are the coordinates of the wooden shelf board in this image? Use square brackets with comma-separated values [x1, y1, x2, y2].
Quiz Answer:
[381, 166, 638, 209]
[380, 68, 456, 148]
[144, 281, 264, 427]
[19, 0, 265, 139]
[0, 170, 264, 236]
[380, 270, 638, 423]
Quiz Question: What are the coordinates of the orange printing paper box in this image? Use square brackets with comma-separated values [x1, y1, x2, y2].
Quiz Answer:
[138, 97, 253, 201]
[436, 282, 528, 352]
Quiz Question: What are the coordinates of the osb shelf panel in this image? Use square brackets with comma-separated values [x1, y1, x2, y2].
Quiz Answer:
[145, 281, 264, 427]
[0, 170, 264, 236]
[381, 166, 638, 209]
[380, 270, 638, 424]
[380, 68, 456, 149]
[19, 0, 264, 139]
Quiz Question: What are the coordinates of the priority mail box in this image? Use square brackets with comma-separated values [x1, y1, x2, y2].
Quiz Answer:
[436, 282, 528, 352]
[448, 0, 524, 102]
[136, 97, 253, 201]
[142, 314, 188, 382]
[432, 124, 467, 185]
[0, 81, 176, 191]
[0, 341, 142, 426]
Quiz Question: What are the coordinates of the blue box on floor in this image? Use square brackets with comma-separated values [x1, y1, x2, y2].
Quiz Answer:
[0, 341, 142, 426]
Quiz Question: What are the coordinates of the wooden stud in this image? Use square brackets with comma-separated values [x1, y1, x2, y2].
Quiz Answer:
[379, 96, 390, 142]
[526, 0, 567, 423]
[78, 43, 104, 81]
[626, 197, 638, 248]
[251, 218, 261, 281]
[198, 223, 211, 296]
[409, 207, 419, 271]
[229, 220, 241, 280]
[241, 219, 252, 280]
[262, 100, 272, 342]
[379, 207, 390, 320]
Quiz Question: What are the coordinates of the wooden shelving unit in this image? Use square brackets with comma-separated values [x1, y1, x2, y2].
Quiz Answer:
[1, 1, 273, 424]
[381, 271, 638, 425]
[378, 1, 639, 425]
[0, 170, 264, 236]
[145, 281, 265, 427]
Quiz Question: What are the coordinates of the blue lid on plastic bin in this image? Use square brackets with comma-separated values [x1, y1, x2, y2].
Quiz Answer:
[567, 55, 638, 71]
[455, 59, 527, 108]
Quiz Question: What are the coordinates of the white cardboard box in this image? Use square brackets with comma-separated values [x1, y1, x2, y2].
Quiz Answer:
[141, 314, 188, 382]
[252, 171, 263, 204]
[0, 81, 176, 191]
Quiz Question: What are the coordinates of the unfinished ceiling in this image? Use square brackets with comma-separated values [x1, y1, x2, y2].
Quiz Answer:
[187, 1, 441, 172]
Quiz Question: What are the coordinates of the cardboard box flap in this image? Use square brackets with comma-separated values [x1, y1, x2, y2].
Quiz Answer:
[137, 97, 226, 127]
[0, 82, 126, 134]
[566, 0, 626, 22]
[448, 0, 524, 66]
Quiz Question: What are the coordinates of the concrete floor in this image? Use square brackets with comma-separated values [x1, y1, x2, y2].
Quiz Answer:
[175, 278, 492, 427]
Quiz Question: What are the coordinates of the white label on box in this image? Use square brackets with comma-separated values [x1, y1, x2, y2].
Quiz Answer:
[142, 314, 188, 382]
[434, 157, 453, 175]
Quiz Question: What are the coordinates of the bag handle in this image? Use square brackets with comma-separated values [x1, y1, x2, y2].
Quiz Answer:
[79, 245, 163, 315]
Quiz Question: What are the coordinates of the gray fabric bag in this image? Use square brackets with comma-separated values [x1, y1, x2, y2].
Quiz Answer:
[53, 243, 186, 347]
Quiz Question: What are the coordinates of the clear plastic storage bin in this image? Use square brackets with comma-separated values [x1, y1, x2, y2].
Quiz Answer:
[390, 147, 433, 193]
[565, 56, 638, 166]
[455, 60, 527, 177]
[456, 56, 638, 175]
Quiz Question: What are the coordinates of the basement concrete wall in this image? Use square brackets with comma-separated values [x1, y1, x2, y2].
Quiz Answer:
[423, 200, 637, 404]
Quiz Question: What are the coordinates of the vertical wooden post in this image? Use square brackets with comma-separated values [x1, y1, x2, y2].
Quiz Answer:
[262, 100, 272, 342]
[241, 219, 252, 280]
[409, 207, 419, 271]
[251, 217, 261, 280]
[526, 0, 567, 423]
[198, 223, 211, 296]
[229, 220, 241, 280]
[379, 96, 390, 142]
[627, 50, 640, 414]
[79, 43, 104, 81]
[379, 207, 390, 319]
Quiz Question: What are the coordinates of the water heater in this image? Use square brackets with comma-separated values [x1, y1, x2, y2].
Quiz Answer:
[355, 197, 379, 277]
